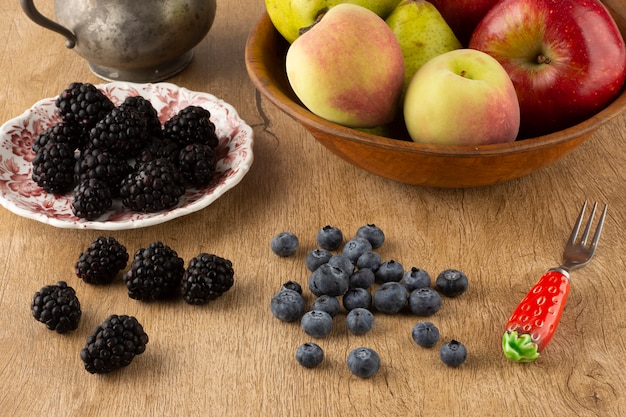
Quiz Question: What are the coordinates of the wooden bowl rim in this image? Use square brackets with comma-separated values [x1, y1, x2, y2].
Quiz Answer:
[245, 12, 626, 158]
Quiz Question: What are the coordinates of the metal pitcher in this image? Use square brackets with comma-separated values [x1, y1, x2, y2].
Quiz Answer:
[20, 0, 217, 82]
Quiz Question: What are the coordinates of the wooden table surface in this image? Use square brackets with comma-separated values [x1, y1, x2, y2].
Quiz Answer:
[1, 1, 624, 416]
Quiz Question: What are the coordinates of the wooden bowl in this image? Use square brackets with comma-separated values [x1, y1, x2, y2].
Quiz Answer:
[245, 4, 626, 187]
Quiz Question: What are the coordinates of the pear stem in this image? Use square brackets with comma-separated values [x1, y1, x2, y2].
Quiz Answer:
[298, 8, 328, 36]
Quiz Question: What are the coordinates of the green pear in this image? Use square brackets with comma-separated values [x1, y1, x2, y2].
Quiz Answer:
[386, 0, 462, 95]
[265, 0, 402, 43]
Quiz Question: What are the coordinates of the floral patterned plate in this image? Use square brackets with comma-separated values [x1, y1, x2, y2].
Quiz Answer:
[0, 82, 254, 230]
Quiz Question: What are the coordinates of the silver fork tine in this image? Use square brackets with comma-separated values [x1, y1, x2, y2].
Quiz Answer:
[589, 204, 608, 251]
[579, 202, 598, 246]
[567, 200, 587, 248]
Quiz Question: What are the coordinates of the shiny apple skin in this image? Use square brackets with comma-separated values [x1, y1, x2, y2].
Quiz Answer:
[470, 0, 626, 138]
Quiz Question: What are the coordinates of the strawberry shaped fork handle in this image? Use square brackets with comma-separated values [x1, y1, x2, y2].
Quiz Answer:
[502, 201, 608, 362]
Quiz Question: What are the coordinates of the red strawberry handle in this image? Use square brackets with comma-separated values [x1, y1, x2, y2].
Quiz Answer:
[502, 268, 571, 362]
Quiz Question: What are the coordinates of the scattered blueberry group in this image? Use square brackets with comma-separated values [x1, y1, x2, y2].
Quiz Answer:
[270, 224, 470, 375]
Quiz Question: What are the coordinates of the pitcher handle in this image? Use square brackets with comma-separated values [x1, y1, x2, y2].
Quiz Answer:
[20, 0, 77, 48]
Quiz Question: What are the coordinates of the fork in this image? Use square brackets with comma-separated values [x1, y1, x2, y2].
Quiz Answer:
[501, 201, 608, 362]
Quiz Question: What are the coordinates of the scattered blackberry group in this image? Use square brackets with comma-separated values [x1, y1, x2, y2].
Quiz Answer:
[31, 236, 235, 374]
[270, 224, 470, 374]
[31, 82, 220, 220]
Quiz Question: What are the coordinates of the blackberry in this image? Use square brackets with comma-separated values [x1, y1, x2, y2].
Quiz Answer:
[32, 121, 85, 153]
[55, 82, 114, 128]
[180, 253, 235, 305]
[80, 314, 148, 374]
[137, 137, 180, 164]
[123, 241, 185, 301]
[74, 147, 132, 191]
[71, 178, 113, 220]
[121, 95, 163, 138]
[75, 237, 129, 285]
[32, 141, 76, 194]
[163, 105, 218, 148]
[177, 143, 217, 187]
[31, 281, 81, 333]
[88, 106, 149, 157]
[119, 158, 186, 213]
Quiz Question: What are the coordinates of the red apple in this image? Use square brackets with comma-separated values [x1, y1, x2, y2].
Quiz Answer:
[470, 0, 626, 138]
[429, 0, 500, 46]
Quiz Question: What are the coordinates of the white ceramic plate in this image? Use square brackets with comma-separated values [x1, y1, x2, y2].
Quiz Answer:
[0, 82, 254, 230]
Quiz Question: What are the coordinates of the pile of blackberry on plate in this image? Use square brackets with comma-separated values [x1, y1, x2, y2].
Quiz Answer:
[31, 82, 220, 220]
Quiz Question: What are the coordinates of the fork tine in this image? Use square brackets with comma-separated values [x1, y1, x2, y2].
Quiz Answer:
[589, 204, 608, 251]
[579, 202, 598, 246]
[567, 200, 587, 247]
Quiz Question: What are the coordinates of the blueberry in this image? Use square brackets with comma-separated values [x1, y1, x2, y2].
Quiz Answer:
[342, 237, 373, 263]
[311, 295, 341, 318]
[270, 289, 305, 322]
[411, 321, 440, 348]
[356, 224, 385, 249]
[270, 232, 299, 257]
[375, 259, 404, 283]
[408, 287, 442, 316]
[281, 280, 302, 294]
[316, 225, 343, 251]
[347, 347, 381, 378]
[349, 268, 376, 289]
[342, 287, 372, 311]
[401, 267, 431, 292]
[301, 310, 334, 338]
[439, 340, 467, 367]
[346, 308, 375, 335]
[373, 282, 408, 314]
[296, 342, 324, 368]
[356, 251, 382, 272]
[435, 269, 469, 297]
[309, 263, 350, 297]
[328, 254, 355, 276]
[305, 248, 333, 272]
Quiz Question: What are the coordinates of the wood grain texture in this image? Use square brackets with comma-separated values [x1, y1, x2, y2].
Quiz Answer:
[0, 1, 624, 416]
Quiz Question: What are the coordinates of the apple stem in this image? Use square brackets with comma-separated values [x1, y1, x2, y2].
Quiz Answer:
[298, 8, 328, 36]
[537, 54, 552, 65]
